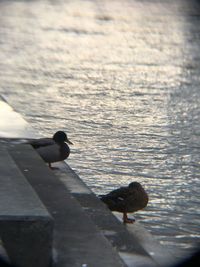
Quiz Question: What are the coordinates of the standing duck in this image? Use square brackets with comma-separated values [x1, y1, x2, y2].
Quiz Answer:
[100, 182, 148, 224]
[29, 131, 73, 169]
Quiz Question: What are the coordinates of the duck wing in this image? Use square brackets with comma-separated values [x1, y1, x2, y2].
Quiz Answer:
[29, 138, 55, 149]
[100, 186, 129, 212]
[36, 143, 70, 164]
[105, 186, 129, 199]
[36, 143, 61, 163]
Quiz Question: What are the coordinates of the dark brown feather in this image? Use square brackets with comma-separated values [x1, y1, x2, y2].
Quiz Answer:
[100, 182, 148, 214]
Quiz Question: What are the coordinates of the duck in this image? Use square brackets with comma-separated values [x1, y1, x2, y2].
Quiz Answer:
[29, 131, 73, 169]
[100, 182, 148, 224]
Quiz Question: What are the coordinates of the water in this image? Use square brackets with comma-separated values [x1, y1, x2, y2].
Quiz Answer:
[0, 0, 200, 260]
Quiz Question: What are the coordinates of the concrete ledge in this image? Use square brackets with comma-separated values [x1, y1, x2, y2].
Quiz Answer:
[9, 144, 127, 267]
[54, 162, 177, 267]
[0, 147, 53, 267]
[0, 95, 37, 139]
[2, 141, 177, 267]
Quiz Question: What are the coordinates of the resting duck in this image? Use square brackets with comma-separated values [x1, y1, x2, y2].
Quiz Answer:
[29, 131, 73, 169]
[100, 182, 148, 224]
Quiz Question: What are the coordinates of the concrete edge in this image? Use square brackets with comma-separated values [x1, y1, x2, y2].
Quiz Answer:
[53, 161, 178, 267]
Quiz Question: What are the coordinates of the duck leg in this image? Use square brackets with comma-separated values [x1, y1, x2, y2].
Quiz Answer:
[48, 163, 59, 170]
[123, 212, 135, 224]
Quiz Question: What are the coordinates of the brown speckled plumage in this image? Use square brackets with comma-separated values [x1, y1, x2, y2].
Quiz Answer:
[100, 182, 148, 223]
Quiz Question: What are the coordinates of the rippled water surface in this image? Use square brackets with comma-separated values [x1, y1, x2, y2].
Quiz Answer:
[0, 0, 200, 260]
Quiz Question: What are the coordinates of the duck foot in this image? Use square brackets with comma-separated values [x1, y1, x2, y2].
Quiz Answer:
[50, 167, 59, 170]
[123, 213, 135, 224]
[123, 218, 135, 224]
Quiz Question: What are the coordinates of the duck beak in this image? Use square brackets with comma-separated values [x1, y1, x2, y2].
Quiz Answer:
[66, 138, 73, 145]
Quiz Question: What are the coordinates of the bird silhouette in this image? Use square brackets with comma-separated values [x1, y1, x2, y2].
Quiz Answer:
[29, 131, 73, 169]
[100, 182, 148, 223]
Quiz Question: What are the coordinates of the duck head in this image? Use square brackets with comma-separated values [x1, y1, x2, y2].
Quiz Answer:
[53, 131, 73, 145]
[128, 182, 142, 189]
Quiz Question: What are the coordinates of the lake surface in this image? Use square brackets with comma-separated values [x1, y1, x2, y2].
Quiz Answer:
[0, 0, 200, 261]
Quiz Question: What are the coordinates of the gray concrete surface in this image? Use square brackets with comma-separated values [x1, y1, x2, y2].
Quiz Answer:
[0, 146, 53, 267]
[54, 161, 177, 267]
[0, 95, 37, 139]
[9, 144, 128, 267]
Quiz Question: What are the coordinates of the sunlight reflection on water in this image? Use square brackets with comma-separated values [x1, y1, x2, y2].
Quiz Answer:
[0, 0, 200, 259]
